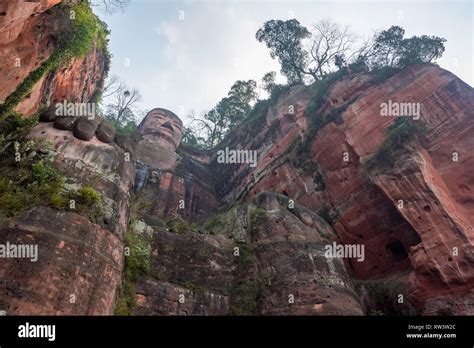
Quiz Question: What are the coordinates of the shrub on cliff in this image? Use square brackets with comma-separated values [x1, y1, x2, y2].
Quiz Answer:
[229, 242, 258, 315]
[352, 275, 418, 315]
[115, 226, 152, 315]
[0, 112, 63, 219]
[0, 2, 110, 117]
[362, 117, 427, 177]
[369, 26, 446, 70]
[256, 18, 446, 85]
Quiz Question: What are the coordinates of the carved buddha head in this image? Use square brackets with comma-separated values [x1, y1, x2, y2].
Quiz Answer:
[138, 108, 183, 150]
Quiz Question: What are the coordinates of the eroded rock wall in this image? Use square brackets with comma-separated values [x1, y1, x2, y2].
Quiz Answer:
[207, 64, 473, 314]
[0, 121, 134, 314]
[0, 0, 120, 315]
[0, 0, 106, 116]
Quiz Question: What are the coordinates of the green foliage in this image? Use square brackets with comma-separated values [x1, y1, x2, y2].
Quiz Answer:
[256, 18, 445, 86]
[56, 3, 102, 59]
[77, 186, 101, 205]
[317, 206, 337, 225]
[230, 83, 290, 142]
[181, 127, 204, 149]
[313, 169, 326, 191]
[49, 185, 102, 212]
[261, 71, 277, 94]
[371, 66, 402, 84]
[352, 275, 417, 315]
[0, 2, 110, 117]
[0, 111, 103, 220]
[368, 25, 446, 70]
[256, 19, 310, 84]
[131, 192, 153, 218]
[115, 228, 152, 315]
[183, 80, 258, 149]
[362, 117, 427, 177]
[203, 214, 221, 234]
[229, 242, 258, 315]
[166, 216, 194, 234]
[248, 208, 267, 235]
[0, 112, 38, 154]
[181, 281, 206, 296]
[230, 279, 258, 315]
[304, 66, 354, 118]
[0, 54, 57, 116]
[0, 112, 66, 219]
[125, 229, 152, 281]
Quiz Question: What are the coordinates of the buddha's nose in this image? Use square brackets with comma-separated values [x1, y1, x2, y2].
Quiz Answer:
[161, 121, 174, 132]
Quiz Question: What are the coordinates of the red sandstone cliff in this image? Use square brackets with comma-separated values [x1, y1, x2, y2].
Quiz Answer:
[0, 0, 119, 315]
[0, 1, 472, 317]
[0, 0, 106, 116]
[209, 64, 473, 315]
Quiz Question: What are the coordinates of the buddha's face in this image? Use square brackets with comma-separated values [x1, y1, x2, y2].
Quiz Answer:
[139, 109, 183, 150]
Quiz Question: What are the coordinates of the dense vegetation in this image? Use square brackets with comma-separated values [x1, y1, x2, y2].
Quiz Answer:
[361, 117, 427, 177]
[114, 224, 152, 315]
[0, 112, 102, 220]
[257, 19, 446, 84]
[183, 19, 445, 151]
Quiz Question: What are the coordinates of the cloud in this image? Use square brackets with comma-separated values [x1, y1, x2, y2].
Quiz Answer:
[140, 2, 281, 123]
[102, 0, 472, 126]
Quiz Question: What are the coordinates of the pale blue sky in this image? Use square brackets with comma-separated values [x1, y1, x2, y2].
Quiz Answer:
[97, 0, 473, 125]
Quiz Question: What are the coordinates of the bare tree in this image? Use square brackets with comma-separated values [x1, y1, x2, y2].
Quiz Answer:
[90, 0, 130, 15]
[109, 88, 141, 126]
[99, 75, 142, 127]
[352, 32, 379, 65]
[307, 19, 358, 79]
[185, 110, 223, 150]
[102, 74, 123, 99]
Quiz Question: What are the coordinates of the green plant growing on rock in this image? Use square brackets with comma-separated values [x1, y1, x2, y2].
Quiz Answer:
[229, 242, 258, 315]
[0, 112, 68, 219]
[115, 228, 152, 315]
[352, 275, 417, 315]
[361, 117, 427, 180]
[317, 205, 338, 226]
[50, 185, 102, 214]
[248, 208, 267, 236]
[77, 186, 101, 205]
[0, 2, 110, 117]
[166, 216, 193, 234]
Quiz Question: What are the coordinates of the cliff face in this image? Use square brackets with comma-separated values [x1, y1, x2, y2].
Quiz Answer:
[0, 0, 117, 315]
[101, 63, 473, 316]
[0, 0, 60, 104]
[0, 2, 472, 316]
[205, 64, 473, 315]
[16, 42, 106, 115]
[0, 0, 106, 116]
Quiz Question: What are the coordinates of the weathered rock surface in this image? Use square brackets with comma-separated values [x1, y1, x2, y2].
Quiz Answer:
[73, 117, 98, 141]
[0, 0, 59, 103]
[39, 105, 58, 122]
[54, 116, 77, 131]
[129, 192, 364, 315]
[0, 121, 135, 315]
[132, 228, 234, 315]
[1, 3, 472, 317]
[206, 64, 474, 314]
[0, 0, 107, 116]
[253, 193, 364, 315]
[96, 121, 116, 143]
[0, 207, 123, 315]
